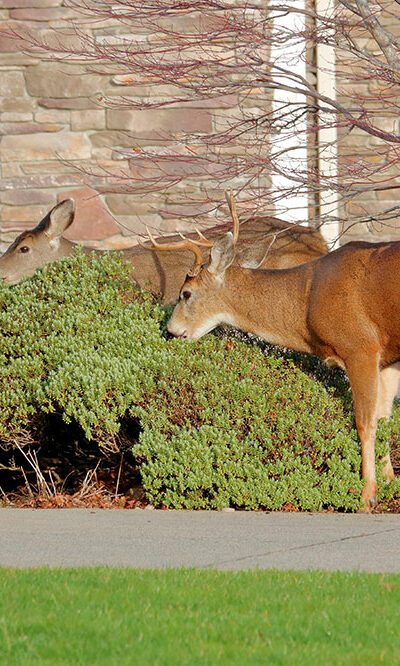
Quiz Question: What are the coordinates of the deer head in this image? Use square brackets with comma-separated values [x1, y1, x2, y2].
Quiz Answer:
[167, 232, 237, 339]
[143, 191, 246, 338]
[0, 199, 75, 284]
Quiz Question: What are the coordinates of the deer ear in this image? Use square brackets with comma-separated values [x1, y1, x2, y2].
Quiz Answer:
[45, 199, 75, 239]
[208, 232, 235, 276]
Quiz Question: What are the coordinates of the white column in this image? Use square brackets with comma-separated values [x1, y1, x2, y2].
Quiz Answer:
[271, 0, 308, 224]
[315, 0, 340, 247]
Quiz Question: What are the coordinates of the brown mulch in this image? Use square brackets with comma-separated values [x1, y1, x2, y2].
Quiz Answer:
[1, 412, 399, 512]
[0, 413, 149, 509]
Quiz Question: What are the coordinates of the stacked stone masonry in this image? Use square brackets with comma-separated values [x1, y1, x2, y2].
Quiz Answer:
[0, 0, 242, 248]
[0, 0, 400, 250]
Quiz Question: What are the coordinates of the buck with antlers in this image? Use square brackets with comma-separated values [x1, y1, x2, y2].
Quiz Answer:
[145, 195, 400, 511]
[0, 197, 327, 302]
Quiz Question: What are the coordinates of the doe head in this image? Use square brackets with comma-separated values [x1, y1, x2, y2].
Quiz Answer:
[0, 199, 75, 284]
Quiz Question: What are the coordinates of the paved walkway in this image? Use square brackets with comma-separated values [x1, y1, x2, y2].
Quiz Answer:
[1, 508, 400, 572]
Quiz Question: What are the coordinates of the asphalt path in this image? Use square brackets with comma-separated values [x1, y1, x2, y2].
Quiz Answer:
[1, 508, 400, 572]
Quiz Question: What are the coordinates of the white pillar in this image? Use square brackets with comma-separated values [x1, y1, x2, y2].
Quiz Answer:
[271, 0, 308, 224]
[315, 0, 340, 247]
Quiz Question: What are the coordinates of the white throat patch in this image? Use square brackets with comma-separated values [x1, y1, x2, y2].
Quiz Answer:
[192, 312, 237, 339]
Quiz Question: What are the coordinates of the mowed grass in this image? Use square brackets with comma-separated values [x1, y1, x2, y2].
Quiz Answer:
[1, 568, 399, 665]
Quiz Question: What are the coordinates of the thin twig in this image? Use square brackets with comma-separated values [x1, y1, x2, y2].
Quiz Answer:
[115, 453, 124, 500]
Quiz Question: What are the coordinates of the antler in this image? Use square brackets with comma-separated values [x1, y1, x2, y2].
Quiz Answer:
[140, 191, 240, 276]
[225, 190, 240, 244]
[188, 191, 239, 247]
[140, 228, 205, 276]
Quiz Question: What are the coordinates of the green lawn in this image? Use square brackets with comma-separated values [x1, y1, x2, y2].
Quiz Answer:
[0, 568, 399, 665]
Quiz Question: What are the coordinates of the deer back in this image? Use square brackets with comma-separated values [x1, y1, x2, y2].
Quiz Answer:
[0, 200, 327, 303]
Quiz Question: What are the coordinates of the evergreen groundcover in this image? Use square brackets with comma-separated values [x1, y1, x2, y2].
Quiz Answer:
[0, 250, 399, 512]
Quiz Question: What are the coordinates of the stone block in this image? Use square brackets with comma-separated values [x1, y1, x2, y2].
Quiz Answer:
[0, 122, 62, 135]
[345, 200, 400, 229]
[0, 174, 80, 190]
[1, 204, 48, 223]
[0, 53, 40, 65]
[1, 112, 33, 122]
[9, 7, 74, 20]
[39, 98, 99, 110]
[0, 189, 54, 205]
[57, 186, 122, 241]
[160, 218, 201, 234]
[0, 97, 36, 113]
[95, 33, 148, 47]
[0, 22, 24, 52]
[0, 0, 62, 7]
[105, 194, 160, 216]
[84, 235, 139, 250]
[172, 94, 238, 109]
[71, 109, 105, 131]
[0, 70, 25, 96]
[32, 28, 83, 52]
[128, 154, 226, 179]
[90, 131, 135, 148]
[26, 63, 103, 98]
[107, 108, 212, 134]
[0, 132, 92, 161]
[160, 202, 213, 218]
[114, 214, 163, 236]
[1, 163, 21, 178]
[92, 147, 114, 160]
[376, 189, 400, 201]
[35, 110, 70, 124]
[21, 161, 79, 174]
[10, 7, 66, 23]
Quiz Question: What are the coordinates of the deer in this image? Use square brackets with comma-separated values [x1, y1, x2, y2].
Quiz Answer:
[145, 194, 400, 511]
[0, 197, 327, 303]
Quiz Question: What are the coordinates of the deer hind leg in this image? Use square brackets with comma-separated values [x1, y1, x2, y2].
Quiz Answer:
[377, 362, 400, 482]
[345, 354, 381, 511]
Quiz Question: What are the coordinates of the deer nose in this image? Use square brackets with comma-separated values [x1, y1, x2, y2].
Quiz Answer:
[166, 324, 187, 339]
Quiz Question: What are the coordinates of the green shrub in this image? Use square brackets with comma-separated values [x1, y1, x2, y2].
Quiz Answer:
[0, 250, 398, 511]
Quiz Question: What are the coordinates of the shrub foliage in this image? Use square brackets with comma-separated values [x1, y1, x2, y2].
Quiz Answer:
[0, 251, 399, 511]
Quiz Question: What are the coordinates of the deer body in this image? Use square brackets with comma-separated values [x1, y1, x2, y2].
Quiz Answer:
[0, 199, 327, 303]
[167, 233, 400, 510]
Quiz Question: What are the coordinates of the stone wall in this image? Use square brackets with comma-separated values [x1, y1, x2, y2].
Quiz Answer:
[336, 11, 400, 245]
[1, 1, 400, 250]
[338, 90, 400, 244]
[0, 0, 245, 248]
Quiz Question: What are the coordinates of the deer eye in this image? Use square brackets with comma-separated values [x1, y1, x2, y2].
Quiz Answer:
[19, 246, 30, 253]
[181, 290, 192, 301]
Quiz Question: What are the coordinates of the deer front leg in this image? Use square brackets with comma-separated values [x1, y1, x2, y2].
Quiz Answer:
[345, 355, 381, 511]
[377, 362, 400, 482]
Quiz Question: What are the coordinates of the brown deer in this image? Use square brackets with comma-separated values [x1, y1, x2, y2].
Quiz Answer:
[0, 197, 327, 303]
[147, 206, 400, 511]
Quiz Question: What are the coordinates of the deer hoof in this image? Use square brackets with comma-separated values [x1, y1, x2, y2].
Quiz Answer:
[359, 484, 377, 512]
[358, 496, 377, 513]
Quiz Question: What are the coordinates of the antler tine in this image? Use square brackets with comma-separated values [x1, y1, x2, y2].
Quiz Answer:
[195, 228, 214, 246]
[225, 190, 240, 244]
[140, 227, 204, 276]
[178, 228, 213, 248]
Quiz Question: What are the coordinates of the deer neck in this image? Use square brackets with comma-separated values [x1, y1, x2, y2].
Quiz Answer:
[222, 265, 314, 354]
[55, 236, 80, 258]
[59, 237, 107, 258]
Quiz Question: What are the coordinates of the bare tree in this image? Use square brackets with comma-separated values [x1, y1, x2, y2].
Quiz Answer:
[9, 0, 400, 241]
